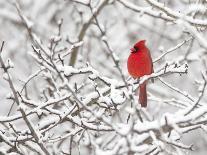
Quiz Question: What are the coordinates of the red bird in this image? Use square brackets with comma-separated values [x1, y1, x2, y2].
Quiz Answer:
[127, 40, 153, 107]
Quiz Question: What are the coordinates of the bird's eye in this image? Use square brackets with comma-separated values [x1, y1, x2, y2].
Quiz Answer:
[134, 46, 139, 51]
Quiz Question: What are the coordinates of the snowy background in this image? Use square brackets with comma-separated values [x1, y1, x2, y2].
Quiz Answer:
[0, 0, 207, 154]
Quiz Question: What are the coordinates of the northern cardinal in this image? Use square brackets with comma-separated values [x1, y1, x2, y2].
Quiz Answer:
[127, 40, 153, 107]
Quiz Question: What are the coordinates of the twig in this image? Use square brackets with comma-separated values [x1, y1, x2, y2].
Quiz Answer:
[69, 0, 109, 66]
[153, 37, 193, 63]
[184, 73, 207, 116]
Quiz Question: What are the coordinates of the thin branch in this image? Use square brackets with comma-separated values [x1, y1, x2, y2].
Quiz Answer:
[69, 0, 109, 66]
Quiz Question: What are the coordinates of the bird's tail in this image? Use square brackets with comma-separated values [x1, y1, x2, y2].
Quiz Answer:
[138, 82, 147, 107]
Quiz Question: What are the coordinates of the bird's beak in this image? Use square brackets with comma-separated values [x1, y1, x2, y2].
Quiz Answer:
[130, 48, 136, 53]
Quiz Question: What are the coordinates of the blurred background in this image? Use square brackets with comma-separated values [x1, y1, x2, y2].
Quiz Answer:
[0, 0, 207, 154]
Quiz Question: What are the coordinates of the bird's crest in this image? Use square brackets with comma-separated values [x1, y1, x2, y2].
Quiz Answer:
[134, 40, 146, 48]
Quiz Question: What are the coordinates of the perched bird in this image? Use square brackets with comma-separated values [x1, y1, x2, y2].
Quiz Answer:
[127, 40, 153, 107]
